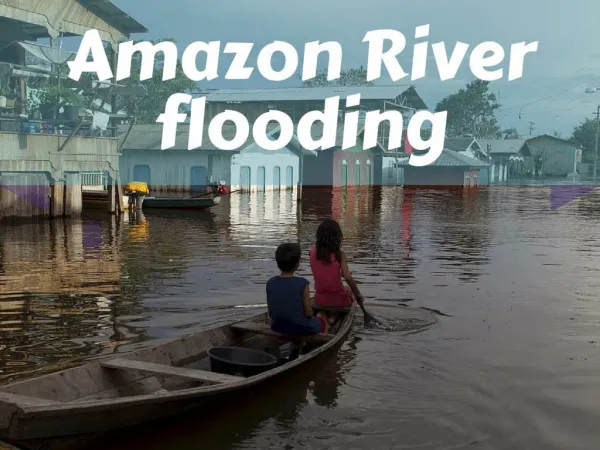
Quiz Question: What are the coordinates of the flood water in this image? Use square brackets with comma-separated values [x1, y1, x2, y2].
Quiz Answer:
[2, 186, 600, 449]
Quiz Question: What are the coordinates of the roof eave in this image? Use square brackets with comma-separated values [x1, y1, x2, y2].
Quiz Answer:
[77, 0, 148, 37]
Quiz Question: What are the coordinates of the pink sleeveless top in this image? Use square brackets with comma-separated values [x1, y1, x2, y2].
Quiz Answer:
[309, 248, 353, 308]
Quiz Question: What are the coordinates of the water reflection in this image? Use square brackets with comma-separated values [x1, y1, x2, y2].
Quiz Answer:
[0, 214, 148, 383]
[311, 335, 360, 408]
[0, 216, 121, 298]
[91, 334, 360, 450]
[7, 186, 600, 449]
[426, 189, 492, 283]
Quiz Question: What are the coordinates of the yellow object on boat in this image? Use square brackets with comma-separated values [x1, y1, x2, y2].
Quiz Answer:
[124, 181, 149, 194]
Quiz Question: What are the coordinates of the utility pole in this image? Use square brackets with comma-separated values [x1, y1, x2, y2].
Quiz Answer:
[529, 121, 535, 136]
[593, 105, 600, 182]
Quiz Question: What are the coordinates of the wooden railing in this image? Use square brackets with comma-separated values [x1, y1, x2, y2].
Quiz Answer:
[81, 172, 107, 190]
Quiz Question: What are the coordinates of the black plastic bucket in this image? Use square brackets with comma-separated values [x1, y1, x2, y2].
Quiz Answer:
[207, 346, 278, 377]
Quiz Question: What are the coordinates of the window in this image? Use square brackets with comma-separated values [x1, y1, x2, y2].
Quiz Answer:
[273, 166, 281, 190]
[133, 165, 151, 185]
[257, 166, 266, 191]
[355, 160, 361, 186]
[341, 160, 348, 186]
[285, 165, 294, 187]
[190, 165, 207, 192]
[240, 166, 251, 191]
[366, 159, 371, 185]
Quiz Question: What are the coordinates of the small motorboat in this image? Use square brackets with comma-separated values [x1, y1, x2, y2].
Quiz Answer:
[124, 181, 228, 211]
[141, 195, 221, 209]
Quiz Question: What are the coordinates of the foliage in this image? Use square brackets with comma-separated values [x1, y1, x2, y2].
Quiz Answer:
[502, 127, 520, 139]
[299, 66, 374, 87]
[435, 80, 501, 139]
[570, 117, 598, 162]
[27, 85, 85, 116]
[113, 38, 198, 123]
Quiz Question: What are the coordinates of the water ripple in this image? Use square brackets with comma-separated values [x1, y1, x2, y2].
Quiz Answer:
[1, 187, 600, 449]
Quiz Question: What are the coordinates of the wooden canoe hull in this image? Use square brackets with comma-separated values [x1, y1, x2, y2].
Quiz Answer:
[0, 307, 355, 449]
[141, 196, 221, 209]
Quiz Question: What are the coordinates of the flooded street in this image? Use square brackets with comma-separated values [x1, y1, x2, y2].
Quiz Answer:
[2, 186, 600, 449]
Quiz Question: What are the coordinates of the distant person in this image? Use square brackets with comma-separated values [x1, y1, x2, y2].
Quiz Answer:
[309, 219, 364, 317]
[266, 243, 329, 337]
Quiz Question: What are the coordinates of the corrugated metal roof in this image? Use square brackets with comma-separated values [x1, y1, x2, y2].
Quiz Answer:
[118, 124, 272, 151]
[118, 122, 352, 153]
[203, 86, 414, 103]
[398, 148, 489, 168]
[477, 139, 525, 154]
[445, 138, 476, 152]
[525, 134, 580, 149]
[77, 0, 148, 36]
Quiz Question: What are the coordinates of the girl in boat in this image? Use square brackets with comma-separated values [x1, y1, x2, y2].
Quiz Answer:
[309, 219, 364, 318]
[266, 242, 329, 336]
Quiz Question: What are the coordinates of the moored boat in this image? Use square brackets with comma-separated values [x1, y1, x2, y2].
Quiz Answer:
[0, 306, 355, 450]
[141, 195, 221, 209]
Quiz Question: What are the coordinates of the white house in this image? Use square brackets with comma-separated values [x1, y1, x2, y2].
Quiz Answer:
[230, 127, 317, 192]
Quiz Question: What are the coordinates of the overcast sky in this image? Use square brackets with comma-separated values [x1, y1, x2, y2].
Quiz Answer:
[112, 0, 600, 137]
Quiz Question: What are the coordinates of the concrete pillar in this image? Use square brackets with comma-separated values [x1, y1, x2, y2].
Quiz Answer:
[115, 171, 124, 214]
[296, 152, 304, 202]
[64, 172, 82, 217]
[107, 174, 116, 214]
[50, 179, 65, 218]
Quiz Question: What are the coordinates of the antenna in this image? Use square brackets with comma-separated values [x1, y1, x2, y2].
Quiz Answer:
[529, 121, 535, 136]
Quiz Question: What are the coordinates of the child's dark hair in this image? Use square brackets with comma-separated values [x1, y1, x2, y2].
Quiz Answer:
[275, 243, 301, 272]
[316, 219, 343, 264]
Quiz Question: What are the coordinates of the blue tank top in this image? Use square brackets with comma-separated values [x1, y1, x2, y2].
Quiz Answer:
[266, 276, 313, 334]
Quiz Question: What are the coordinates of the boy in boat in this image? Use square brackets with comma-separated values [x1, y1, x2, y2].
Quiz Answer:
[309, 219, 365, 324]
[266, 243, 329, 337]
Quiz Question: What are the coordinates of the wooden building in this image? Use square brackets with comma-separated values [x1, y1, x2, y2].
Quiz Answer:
[230, 127, 317, 193]
[204, 86, 427, 152]
[299, 124, 382, 187]
[0, 0, 147, 220]
[477, 139, 528, 183]
[521, 134, 580, 177]
[399, 148, 489, 188]
[118, 124, 239, 193]
[444, 138, 490, 184]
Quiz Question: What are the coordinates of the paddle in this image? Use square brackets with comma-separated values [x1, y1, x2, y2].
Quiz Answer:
[356, 297, 377, 324]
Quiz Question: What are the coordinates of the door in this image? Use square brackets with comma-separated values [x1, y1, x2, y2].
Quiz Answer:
[354, 160, 361, 186]
[285, 165, 293, 188]
[341, 160, 348, 186]
[257, 166, 266, 192]
[133, 164, 151, 185]
[190, 165, 208, 193]
[240, 166, 251, 192]
[273, 166, 281, 190]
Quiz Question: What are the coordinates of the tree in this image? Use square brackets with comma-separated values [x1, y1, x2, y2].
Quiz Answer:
[299, 66, 374, 87]
[435, 80, 501, 139]
[502, 127, 520, 139]
[115, 39, 198, 124]
[570, 117, 597, 162]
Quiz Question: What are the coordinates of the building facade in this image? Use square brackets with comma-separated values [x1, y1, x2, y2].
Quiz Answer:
[400, 148, 490, 188]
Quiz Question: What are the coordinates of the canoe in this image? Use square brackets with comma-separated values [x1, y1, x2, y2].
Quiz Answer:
[141, 195, 221, 210]
[0, 306, 355, 450]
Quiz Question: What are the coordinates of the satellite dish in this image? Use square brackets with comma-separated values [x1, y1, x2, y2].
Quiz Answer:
[585, 87, 597, 94]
